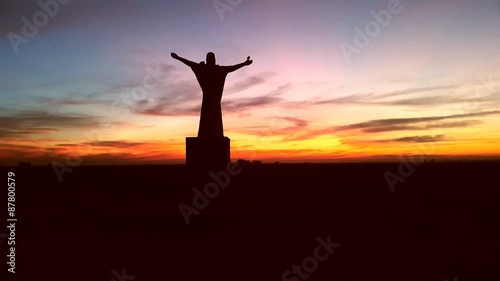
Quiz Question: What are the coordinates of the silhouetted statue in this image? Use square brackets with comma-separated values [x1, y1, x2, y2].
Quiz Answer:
[171, 52, 253, 137]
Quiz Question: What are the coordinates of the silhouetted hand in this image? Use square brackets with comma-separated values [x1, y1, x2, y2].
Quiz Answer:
[171, 52, 179, 59]
[245, 56, 253, 65]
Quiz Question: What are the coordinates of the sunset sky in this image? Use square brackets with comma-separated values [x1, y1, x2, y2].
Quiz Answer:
[1, 0, 500, 165]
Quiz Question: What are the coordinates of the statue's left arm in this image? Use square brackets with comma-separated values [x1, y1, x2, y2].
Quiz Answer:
[224, 56, 253, 73]
[171, 52, 198, 68]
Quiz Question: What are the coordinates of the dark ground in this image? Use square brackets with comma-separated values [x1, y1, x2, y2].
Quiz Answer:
[1, 162, 499, 281]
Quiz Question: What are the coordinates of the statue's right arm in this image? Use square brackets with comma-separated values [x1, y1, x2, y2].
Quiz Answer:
[171, 53, 197, 68]
[224, 56, 253, 73]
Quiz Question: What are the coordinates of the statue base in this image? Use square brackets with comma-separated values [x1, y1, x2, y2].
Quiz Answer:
[184, 136, 233, 209]
[186, 136, 230, 176]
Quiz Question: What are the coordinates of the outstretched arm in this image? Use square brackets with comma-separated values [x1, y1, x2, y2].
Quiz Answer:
[225, 56, 253, 73]
[171, 52, 197, 68]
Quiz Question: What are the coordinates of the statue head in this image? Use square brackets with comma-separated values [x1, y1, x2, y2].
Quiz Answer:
[206, 52, 216, 66]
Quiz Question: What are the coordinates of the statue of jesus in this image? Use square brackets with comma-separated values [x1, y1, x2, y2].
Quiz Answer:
[171, 52, 253, 137]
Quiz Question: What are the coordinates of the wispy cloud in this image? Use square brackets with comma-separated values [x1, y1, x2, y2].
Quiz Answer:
[335, 111, 500, 133]
[222, 83, 290, 112]
[280, 113, 491, 142]
[82, 140, 157, 148]
[136, 82, 289, 116]
[0, 128, 59, 138]
[0, 111, 101, 138]
[315, 93, 374, 105]
[379, 96, 461, 107]
[0, 138, 182, 165]
[32, 96, 110, 106]
[266, 83, 292, 96]
[221, 83, 291, 113]
[314, 84, 484, 107]
[375, 134, 446, 143]
[278, 116, 308, 130]
[131, 79, 201, 116]
[223, 96, 281, 112]
[225, 73, 272, 95]
[376, 85, 460, 99]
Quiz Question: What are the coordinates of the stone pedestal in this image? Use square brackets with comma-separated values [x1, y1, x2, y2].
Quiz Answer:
[186, 136, 230, 177]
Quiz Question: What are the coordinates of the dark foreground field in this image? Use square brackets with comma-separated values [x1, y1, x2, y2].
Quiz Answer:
[1, 162, 500, 280]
